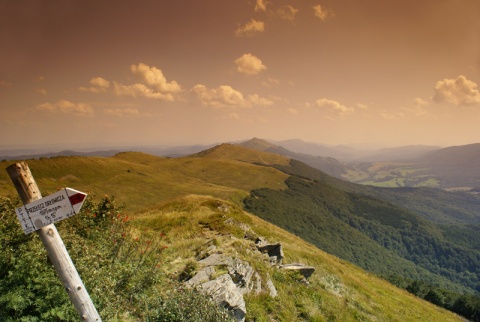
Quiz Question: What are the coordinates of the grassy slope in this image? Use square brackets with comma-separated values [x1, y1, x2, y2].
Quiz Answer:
[0, 152, 288, 212]
[135, 195, 462, 321]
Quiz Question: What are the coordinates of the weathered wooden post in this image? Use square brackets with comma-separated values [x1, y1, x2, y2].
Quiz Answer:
[6, 162, 101, 322]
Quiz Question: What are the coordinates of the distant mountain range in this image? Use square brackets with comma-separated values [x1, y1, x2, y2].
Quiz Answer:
[2, 138, 479, 190]
[271, 138, 441, 162]
[239, 138, 480, 191]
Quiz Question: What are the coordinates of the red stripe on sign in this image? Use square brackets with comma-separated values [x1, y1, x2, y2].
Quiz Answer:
[69, 193, 86, 205]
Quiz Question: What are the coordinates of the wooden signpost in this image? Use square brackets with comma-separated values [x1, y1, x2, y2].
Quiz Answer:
[7, 162, 101, 322]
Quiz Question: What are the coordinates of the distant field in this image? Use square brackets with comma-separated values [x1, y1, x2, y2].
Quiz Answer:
[343, 162, 442, 188]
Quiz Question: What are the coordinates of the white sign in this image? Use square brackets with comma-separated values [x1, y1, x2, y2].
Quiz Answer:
[15, 188, 87, 234]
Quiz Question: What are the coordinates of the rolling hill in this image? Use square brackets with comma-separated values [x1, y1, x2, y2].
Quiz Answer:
[239, 138, 350, 178]
[1, 144, 480, 320]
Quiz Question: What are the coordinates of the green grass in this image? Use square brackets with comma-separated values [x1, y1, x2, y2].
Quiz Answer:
[134, 195, 463, 321]
[1, 152, 287, 212]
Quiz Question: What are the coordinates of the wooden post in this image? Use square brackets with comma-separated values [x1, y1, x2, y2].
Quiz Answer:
[6, 162, 101, 322]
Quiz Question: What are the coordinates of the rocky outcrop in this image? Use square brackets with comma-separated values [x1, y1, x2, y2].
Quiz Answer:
[281, 263, 316, 284]
[185, 217, 314, 321]
[187, 253, 270, 321]
[200, 274, 247, 321]
[255, 237, 284, 265]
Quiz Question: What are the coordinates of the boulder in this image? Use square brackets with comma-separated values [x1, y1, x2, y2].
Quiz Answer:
[200, 274, 246, 321]
[255, 237, 284, 265]
[281, 263, 315, 279]
[266, 277, 278, 297]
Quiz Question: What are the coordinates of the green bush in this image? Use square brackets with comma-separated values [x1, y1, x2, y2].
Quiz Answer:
[0, 195, 232, 321]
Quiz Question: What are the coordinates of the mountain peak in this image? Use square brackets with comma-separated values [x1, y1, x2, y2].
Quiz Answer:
[239, 138, 278, 151]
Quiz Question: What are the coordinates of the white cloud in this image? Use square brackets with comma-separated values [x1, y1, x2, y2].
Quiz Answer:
[276, 5, 298, 21]
[433, 75, 480, 106]
[262, 77, 280, 88]
[90, 77, 110, 89]
[79, 77, 110, 93]
[235, 53, 267, 75]
[79, 64, 181, 101]
[130, 63, 182, 93]
[313, 4, 335, 21]
[248, 94, 274, 106]
[36, 100, 93, 116]
[191, 84, 250, 108]
[191, 84, 274, 109]
[315, 98, 354, 115]
[413, 97, 428, 107]
[104, 107, 140, 117]
[235, 19, 265, 37]
[113, 82, 175, 101]
[254, 0, 267, 12]
[356, 103, 368, 109]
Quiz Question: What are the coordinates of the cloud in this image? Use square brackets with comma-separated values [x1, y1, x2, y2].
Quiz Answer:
[79, 64, 181, 101]
[234, 53, 267, 75]
[276, 5, 298, 21]
[0, 80, 12, 87]
[315, 98, 354, 115]
[104, 107, 140, 117]
[235, 19, 265, 37]
[288, 108, 299, 115]
[313, 4, 335, 21]
[130, 63, 182, 93]
[36, 100, 93, 116]
[191, 84, 250, 108]
[113, 82, 175, 101]
[262, 77, 280, 88]
[190, 84, 273, 109]
[433, 75, 480, 106]
[79, 77, 110, 93]
[356, 103, 368, 109]
[36, 88, 47, 96]
[413, 97, 428, 107]
[228, 113, 240, 120]
[254, 0, 268, 12]
[248, 94, 274, 106]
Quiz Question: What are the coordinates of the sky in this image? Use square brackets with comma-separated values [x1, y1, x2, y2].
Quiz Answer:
[1, 0, 480, 150]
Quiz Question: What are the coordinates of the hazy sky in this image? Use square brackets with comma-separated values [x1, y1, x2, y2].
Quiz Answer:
[1, 0, 480, 150]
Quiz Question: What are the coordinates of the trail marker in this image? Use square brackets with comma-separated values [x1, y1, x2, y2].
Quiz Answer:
[7, 162, 101, 321]
[15, 187, 87, 234]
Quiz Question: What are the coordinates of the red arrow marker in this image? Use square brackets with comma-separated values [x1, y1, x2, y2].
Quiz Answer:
[69, 193, 86, 206]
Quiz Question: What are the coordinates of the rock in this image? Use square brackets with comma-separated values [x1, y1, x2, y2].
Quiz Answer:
[196, 244, 217, 260]
[199, 253, 234, 267]
[229, 259, 256, 295]
[186, 266, 216, 286]
[200, 274, 246, 321]
[255, 237, 284, 265]
[281, 263, 315, 279]
[266, 277, 278, 297]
